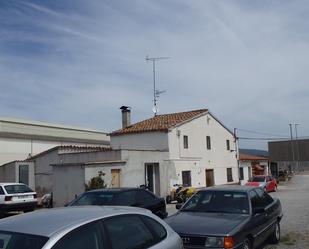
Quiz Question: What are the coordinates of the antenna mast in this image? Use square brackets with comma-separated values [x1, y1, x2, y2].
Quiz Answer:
[146, 55, 170, 115]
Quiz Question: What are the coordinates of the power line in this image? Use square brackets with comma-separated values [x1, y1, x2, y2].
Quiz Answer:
[236, 128, 287, 138]
[238, 137, 290, 141]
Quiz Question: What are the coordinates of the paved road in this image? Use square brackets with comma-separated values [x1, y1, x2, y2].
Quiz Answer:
[167, 175, 309, 249]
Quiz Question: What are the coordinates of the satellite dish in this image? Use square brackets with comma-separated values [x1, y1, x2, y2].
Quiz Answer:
[152, 106, 159, 115]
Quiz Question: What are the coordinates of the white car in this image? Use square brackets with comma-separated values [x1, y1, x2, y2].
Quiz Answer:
[0, 183, 37, 217]
[0, 206, 183, 249]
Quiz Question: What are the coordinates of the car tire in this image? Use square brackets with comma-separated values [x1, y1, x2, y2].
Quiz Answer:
[269, 222, 280, 244]
[242, 239, 252, 249]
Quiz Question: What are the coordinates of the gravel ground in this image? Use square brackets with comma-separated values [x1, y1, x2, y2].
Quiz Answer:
[264, 174, 309, 249]
[167, 175, 309, 249]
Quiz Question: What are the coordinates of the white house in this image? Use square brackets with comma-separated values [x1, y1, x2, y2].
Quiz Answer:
[0, 117, 110, 167]
[239, 153, 269, 182]
[7, 108, 238, 207]
[52, 108, 238, 205]
[109, 107, 238, 193]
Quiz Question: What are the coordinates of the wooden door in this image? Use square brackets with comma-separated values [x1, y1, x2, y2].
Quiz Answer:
[206, 169, 214, 187]
[182, 171, 192, 187]
[111, 169, 121, 187]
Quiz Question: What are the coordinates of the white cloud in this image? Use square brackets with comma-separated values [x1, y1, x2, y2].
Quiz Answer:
[1, 0, 309, 149]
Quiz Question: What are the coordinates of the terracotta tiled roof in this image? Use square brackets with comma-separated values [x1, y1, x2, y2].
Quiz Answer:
[112, 109, 208, 135]
[239, 153, 268, 161]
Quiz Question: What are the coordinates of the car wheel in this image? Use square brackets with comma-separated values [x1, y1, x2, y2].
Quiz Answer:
[243, 239, 252, 249]
[269, 222, 280, 244]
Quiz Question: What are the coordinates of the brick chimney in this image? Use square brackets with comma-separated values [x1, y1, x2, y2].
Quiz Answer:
[120, 106, 131, 128]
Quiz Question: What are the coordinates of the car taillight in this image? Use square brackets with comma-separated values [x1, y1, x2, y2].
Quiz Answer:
[5, 196, 12, 202]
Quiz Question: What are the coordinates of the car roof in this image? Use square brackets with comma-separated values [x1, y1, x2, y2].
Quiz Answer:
[87, 187, 140, 193]
[0, 206, 151, 237]
[198, 185, 258, 192]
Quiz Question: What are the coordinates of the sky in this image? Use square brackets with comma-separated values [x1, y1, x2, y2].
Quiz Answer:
[1, 0, 309, 150]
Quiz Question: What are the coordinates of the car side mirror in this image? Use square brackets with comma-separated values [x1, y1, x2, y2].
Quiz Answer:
[175, 203, 183, 210]
[253, 207, 265, 215]
[0, 239, 4, 248]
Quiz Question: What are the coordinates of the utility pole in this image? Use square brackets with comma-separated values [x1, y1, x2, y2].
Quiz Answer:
[289, 124, 295, 172]
[234, 128, 241, 184]
[146, 55, 170, 116]
[295, 124, 300, 173]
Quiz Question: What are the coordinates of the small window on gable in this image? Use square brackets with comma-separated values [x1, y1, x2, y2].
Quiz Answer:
[226, 140, 230, 151]
[206, 136, 211, 150]
[183, 135, 188, 149]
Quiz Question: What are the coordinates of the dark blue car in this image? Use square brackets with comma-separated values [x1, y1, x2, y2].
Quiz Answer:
[166, 186, 283, 249]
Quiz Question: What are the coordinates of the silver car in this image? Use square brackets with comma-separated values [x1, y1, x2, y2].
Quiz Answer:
[0, 206, 182, 249]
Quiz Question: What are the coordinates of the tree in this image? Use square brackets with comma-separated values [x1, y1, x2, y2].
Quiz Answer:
[85, 171, 107, 191]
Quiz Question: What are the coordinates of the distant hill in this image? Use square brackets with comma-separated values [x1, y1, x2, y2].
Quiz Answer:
[239, 149, 269, 157]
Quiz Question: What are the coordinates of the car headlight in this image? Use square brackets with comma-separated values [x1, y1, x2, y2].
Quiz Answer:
[205, 236, 224, 247]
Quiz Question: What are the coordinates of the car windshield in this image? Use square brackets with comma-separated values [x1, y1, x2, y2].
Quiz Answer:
[250, 177, 266, 182]
[181, 190, 249, 214]
[70, 192, 116, 206]
[4, 185, 34, 194]
[0, 231, 48, 249]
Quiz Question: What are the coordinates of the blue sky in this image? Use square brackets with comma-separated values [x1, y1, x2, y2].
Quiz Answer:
[1, 0, 309, 149]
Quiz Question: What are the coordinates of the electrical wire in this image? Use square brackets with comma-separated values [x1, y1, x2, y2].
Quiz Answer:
[238, 137, 289, 141]
[236, 128, 288, 138]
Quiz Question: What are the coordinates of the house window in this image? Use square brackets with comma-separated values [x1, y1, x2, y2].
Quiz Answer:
[182, 171, 191, 187]
[226, 140, 230, 151]
[227, 168, 233, 182]
[239, 167, 244, 180]
[206, 136, 211, 150]
[183, 135, 188, 149]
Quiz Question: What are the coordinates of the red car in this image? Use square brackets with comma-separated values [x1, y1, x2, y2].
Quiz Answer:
[246, 175, 278, 192]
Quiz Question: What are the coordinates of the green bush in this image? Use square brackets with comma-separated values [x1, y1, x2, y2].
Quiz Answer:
[85, 171, 107, 191]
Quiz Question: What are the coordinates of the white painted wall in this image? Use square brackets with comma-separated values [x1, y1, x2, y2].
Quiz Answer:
[0, 137, 105, 166]
[85, 163, 126, 187]
[239, 161, 252, 184]
[0, 161, 35, 190]
[53, 165, 85, 207]
[84, 150, 171, 197]
[167, 113, 238, 188]
[111, 132, 168, 151]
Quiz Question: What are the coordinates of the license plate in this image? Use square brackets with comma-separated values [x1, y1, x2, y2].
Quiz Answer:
[17, 195, 31, 199]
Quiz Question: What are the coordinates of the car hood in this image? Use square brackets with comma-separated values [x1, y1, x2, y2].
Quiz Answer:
[165, 211, 249, 236]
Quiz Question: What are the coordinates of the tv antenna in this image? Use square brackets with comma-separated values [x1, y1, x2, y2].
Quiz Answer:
[146, 55, 170, 115]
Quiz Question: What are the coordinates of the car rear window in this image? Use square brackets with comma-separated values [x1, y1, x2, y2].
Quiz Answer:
[4, 185, 34, 194]
[250, 176, 265, 182]
[70, 192, 116, 206]
[0, 231, 48, 249]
